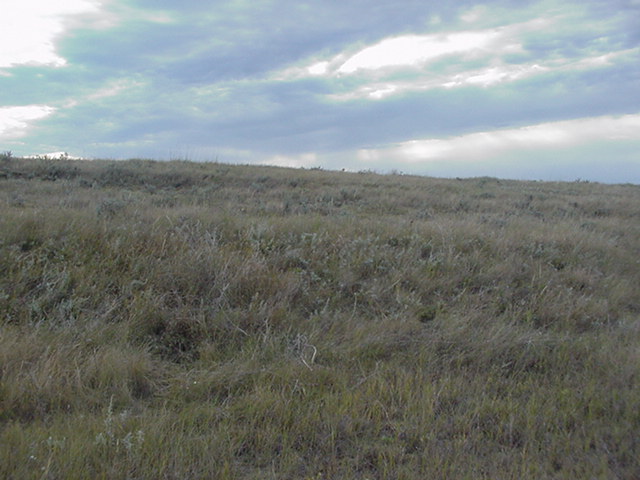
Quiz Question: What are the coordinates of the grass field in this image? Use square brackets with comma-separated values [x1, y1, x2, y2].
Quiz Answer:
[1, 156, 639, 478]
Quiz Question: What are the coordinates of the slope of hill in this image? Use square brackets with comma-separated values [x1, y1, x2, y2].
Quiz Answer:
[1, 157, 639, 479]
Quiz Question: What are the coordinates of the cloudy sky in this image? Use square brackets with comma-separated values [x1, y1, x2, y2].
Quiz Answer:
[2, 0, 639, 183]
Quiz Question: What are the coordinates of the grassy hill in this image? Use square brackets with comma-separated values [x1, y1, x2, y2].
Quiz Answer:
[1, 157, 639, 479]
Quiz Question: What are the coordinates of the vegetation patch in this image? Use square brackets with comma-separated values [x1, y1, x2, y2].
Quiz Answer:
[1, 157, 639, 478]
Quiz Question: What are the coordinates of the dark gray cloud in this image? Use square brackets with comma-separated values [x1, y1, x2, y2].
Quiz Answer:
[59, 1, 459, 84]
[2, 0, 639, 182]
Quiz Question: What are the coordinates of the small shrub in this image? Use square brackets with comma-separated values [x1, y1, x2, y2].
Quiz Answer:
[416, 305, 438, 323]
[96, 164, 144, 187]
[96, 198, 127, 218]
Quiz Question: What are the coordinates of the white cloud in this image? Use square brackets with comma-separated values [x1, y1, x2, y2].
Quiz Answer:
[442, 63, 547, 88]
[358, 114, 640, 163]
[326, 62, 547, 101]
[289, 18, 551, 80]
[336, 30, 501, 74]
[324, 45, 637, 101]
[274, 10, 637, 102]
[307, 61, 330, 76]
[0, 105, 55, 139]
[274, 18, 573, 100]
[86, 78, 146, 101]
[1, 0, 103, 68]
[260, 153, 319, 169]
[460, 5, 488, 24]
[243, 115, 640, 182]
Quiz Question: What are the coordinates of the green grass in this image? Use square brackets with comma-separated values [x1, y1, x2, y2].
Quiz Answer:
[1, 157, 639, 478]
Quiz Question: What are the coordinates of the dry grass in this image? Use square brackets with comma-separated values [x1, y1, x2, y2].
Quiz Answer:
[1, 157, 639, 478]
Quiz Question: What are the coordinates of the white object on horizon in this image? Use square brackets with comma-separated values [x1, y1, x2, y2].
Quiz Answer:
[25, 151, 86, 160]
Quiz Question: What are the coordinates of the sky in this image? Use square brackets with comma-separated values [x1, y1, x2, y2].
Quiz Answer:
[1, 0, 639, 183]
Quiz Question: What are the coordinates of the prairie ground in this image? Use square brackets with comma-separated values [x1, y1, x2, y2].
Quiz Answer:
[1, 157, 639, 479]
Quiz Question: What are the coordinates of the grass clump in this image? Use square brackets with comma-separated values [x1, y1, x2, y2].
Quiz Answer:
[1, 157, 639, 478]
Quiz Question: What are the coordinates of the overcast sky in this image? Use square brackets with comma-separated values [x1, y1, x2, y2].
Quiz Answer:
[2, 0, 639, 183]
